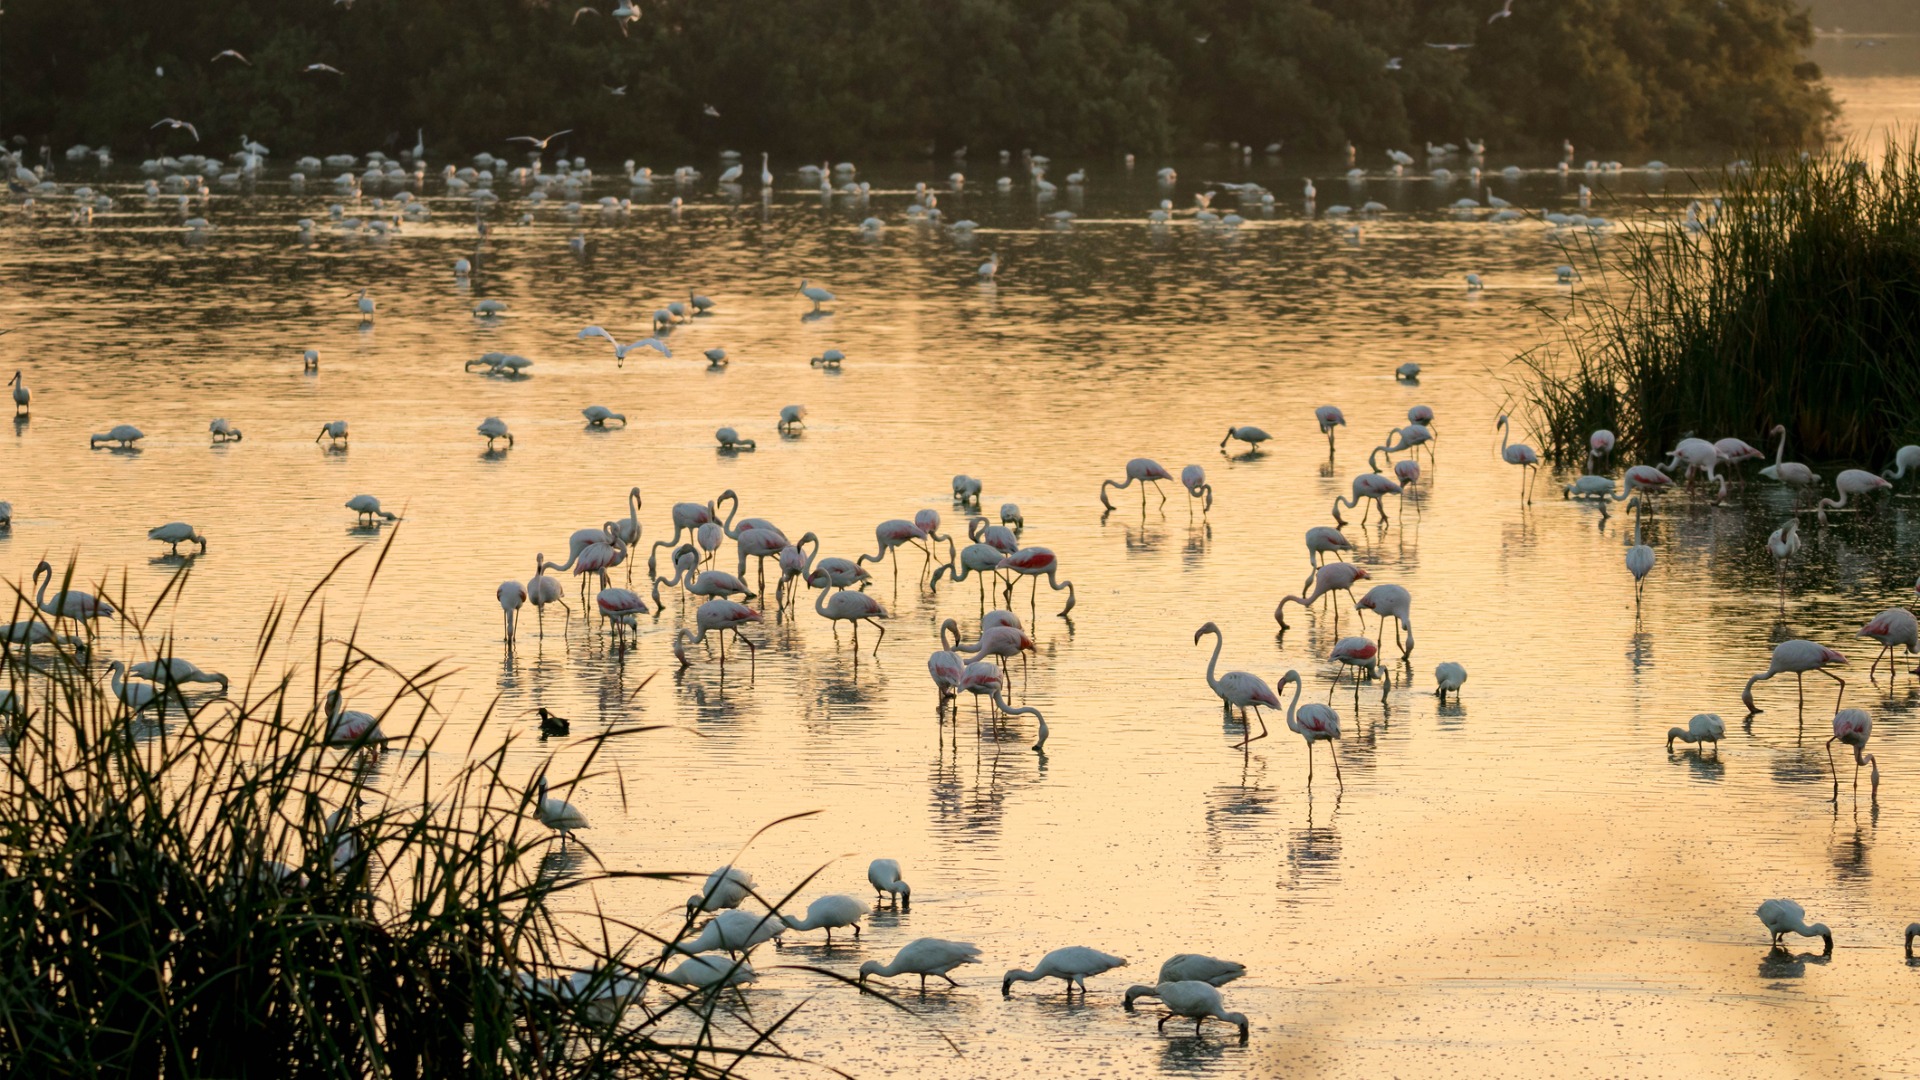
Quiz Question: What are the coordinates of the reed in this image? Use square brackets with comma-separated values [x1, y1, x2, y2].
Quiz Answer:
[1513, 140, 1920, 467]
[0, 543, 848, 1077]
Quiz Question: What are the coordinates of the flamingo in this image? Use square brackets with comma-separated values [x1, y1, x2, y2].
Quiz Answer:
[687, 866, 755, 914]
[1002, 947, 1128, 996]
[817, 587, 886, 653]
[1816, 469, 1892, 525]
[147, 522, 206, 554]
[106, 662, 161, 712]
[674, 909, 785, 955]
[1355, 583, 1413, 656]
[345, 494, 397, 523]
[1316, 405, 1346, 454]
[1099, 458, 1174, 512]
[497, 580, 526, 642]
[1194, 622, 1282, 747]
[647, 491, 738, 574]
[582, 405, 627, 427]
[1613, 466, 1674, 506]
[1663, 437, 1721, 489]
[1275, 563, 1368, 629]
[673, 599, 761, 668]
[31, 562, 115, 626]
[1766, 520, 1799, 608]
[1626, 497, 1655, 605]
[1667, 713, 1725, 752]
[928, 649, 963, 702]
[534, 775, 588, 845]
[1393, 458, 1421, 495]
[1435, 661, 1467, 702]
[1884, 444, 1920, 488]
[868, 859, 911, 910]
[90, 424, 144, 449]
[1496, 415, 1540, 502]
[1756, 899, 1831, 952]
[322, 689, 384, 745]
[1332, 474, 1401, 525]
[528, 553, 569, 633]
[1589, 429, 1615, 465]
[1328, 637, 1381, 692]
[1742, 639, 1847, 714]
[1305, 526, 1351, 567]
[1181, 465, 1212, 516]
[572, 534, 628, 592]
[7, 370, 27, 416]
[1220, 425, 1271, 453]
[208, 418, 242, 442]
[1407, 404, 1436, 433]
[857, 518, 933, 585]
[1122, 956, 1246, 1009]
[1857, 608, 1918, 682]
[1000, 503, 1024, 530]
[940, 620, 1034, 664]
[1370, 424, 1433, 469]
[738, 527, 808, 597]
[805, 557, 870, 590]
[931, 543, 1011, 606]
[780, 895, 869, 942]
[1274, 669, 1342, 788]
[315, 420, 349, 446]
[606, 487, 643, 550]
[970, 516, 1020, 554]
[1715, 436, 1765, 480]
[1139, 981, 1250, 1040]
[1758, 424, 1821, 494]
[1828, 709, 1881, 801]
[779, 404, 808, 432]
[772, 534, 822, 615]
[595, 587, 648, 641]
[996, 547, 1075, 615]
[914, 510, 955, 569]
[951, 475, 983, 504]
[858, 938, 981, 990]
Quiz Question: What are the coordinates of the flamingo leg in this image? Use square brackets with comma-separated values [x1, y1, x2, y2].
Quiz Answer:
[1329, 739, 1344, 789]
[1818, 667, 1845, 712]
[1826, 736, 1840, 799]
[868, 618, 885, 654]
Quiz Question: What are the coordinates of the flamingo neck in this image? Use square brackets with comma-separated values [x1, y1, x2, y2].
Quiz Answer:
[1202, 630, 1224, 693]
[1772, 426, 1787, 467]
[1282, 676, 1303, 734]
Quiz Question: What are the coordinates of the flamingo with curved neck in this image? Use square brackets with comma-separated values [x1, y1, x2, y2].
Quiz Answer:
[1194, 622, 1281, 747]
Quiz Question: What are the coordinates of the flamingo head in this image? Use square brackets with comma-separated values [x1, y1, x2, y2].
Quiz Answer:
[1194, 621, 1219, 644]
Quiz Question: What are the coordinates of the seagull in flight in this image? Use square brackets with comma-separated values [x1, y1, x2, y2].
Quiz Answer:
[604, 85, 627, 96]
[305, 62, 343, 74]
[508, 130, 572, 149]
[703, 104, 721, 118]
[1384, 56, 1403, 70]
[1488, 0, 1514, 22]
[1425, 42, 1473, 50]
[572, 6, 598, 21]
[210, 49, 251, 65]
[578, 326, 671, 363]
[151, 117, 200, 141]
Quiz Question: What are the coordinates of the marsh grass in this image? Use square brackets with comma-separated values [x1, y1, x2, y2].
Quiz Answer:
[0, 534, 889, 1077]
[1513, 140, 1920, 466]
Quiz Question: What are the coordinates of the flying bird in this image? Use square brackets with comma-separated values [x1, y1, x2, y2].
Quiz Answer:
[210, 50, 251, 65]
[1425, 42, 1474, 50]
[604, 85, 627, 96]
[305, 63, 343, 74]
[703, 104, 721, 118]
[151, 118, 200, 141]
[1384, 56, 1403, 70]
[1488, 0, 1514, 22]
[508, 130, 572, 149]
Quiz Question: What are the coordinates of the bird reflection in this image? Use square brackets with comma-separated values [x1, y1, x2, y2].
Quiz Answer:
[1280, 821, 1343, 892]
[1156, 1031, 1239, 1069]
[1758, 945, 1830, 978]
[1672, 748, 1725, 782]
[536, 844, 589, 887]
[1205, 759, 1276, 850]
[1827, 818, 1872, 882]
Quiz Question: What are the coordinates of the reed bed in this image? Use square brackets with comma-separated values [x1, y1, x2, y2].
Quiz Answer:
[1513, 141, 1920, 466]
[0, 542, 854, 1077]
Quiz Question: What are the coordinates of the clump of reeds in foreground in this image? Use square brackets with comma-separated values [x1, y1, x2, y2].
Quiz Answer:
[0, 544, 847, 1078]
[1512, 139, 1920, 466]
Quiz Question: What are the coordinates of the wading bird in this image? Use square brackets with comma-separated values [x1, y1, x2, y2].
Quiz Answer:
[1002, 947, 1128, 996]
[1755, 899, 1831, 953]
[1275, 563, 1368, 629]
[1827, 709, 1879, 800]
[1194, 622, 1281, 747]
[1857, 608, 1918, 682]
[1496, 415, 1540, 502]
[1275, 670, 1341, 788]
[147, 522, 206, 554]
[868, 859, 910, 910]
[1666, 713, 1724, 752]
[534, 775, 588, 845]
[1100, 458, 1174, 512]
[1435, 661, 1467, 702]
[1743, 639, 1847, 714]
[858, 938, 981, 990]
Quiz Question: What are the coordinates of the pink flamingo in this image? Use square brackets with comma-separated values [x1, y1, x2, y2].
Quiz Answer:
[857, 518, 932, 585]
[1181, 465, 1212, 517]
[31, 562, 116, 628]
[1275, 564, 1369, 629]
[1663, 437, 1721, 489]
[915, 509, 956, 571]
[323, 690, 384, 745]
[1742, 639, 1847, 714]
[1328, 637, 1380, 694]
[996, 547, 1076, 616]
[571, 533, 628, 594]
[1759, 424, 1821, 496]
[1857, 608, 1918, 682]
[595, 587, 649, 642]
[1275, 670, 1341, 789]
[1099, 458, 1173, 512]
[1332, 474, 1401, 526]
[1392, 458, 1420, 493]
[970, 516, 1019, 554]
[1714, 436, 1764, 482]
[1305, 526, 1351, 567]
[928, 649, 963, 703]
[1816, 469, 1893, 525]
[674, 599, 761, 669]
[1315, 405, 1346, 455]
[497, 580, 526, 644]
[1827, 709, 1880, 801]
[1370, 424, 1432, 470]
[739, 527, 809, 596]
[816, 587, 886, 653]
[940, 620, 1035, 668]
[545, 526, 617, 574]
[1496, 415, 1540, 502]
[1589, 429, 1615, 466]
[806, 557, 870, 590]
[528, 553, 569, 634]
[648, 490, 738, 574]
[1355, 583, 1413, 657]
[1194, 621, 1282, 748]
[773, 534, 822, 616]
[1407, 404, 1435, 434]
[932, 542, 1011, 607]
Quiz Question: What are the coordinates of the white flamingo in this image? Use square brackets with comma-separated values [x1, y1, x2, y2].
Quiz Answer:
[1742, 639, 1847, 714]
[1099, 458, 1174, 511]
[1816, 469, 1892, 525]
[1667, 713, 1724, 752]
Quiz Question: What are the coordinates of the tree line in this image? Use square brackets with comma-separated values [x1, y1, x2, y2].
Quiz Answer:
[1, 0, 1833, 163]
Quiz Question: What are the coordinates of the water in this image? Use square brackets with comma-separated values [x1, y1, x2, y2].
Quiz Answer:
[6, 110, 1920, 1076]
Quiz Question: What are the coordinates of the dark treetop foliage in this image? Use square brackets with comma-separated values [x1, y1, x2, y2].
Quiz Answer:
[3, 0, 1832, 161]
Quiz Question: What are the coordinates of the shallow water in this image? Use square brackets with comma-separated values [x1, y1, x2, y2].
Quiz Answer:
[5, 112, 1920, 1076]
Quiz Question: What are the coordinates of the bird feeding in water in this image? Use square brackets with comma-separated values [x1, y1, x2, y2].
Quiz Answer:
[868, 859, 910, 910]
[858, 938, 982, 991]
[1099, 458, 1173, 512]
[1742, 640, 1848, 715]
[1002, 946, 1129, 997]
[1219, 425, 1271, 453]
[147, 522, 206, 555]
[1755, 899, 1831, 953]
[1434, 662, 1467, 703]
[1666, 713, 1724, 753]
[477, 417, 513, 449]
[1827, 708, 1880, 801]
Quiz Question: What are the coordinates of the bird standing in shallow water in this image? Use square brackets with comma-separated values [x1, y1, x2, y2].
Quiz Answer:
[1827, 709, 1879, 801]
[1142, 981, 1250, 1040]
[1742, 640, 1847, 715]
[1755, 899, 1831, 952]
[534, 775, 588, 845]
[859, 938, 981, 991]
[867, 859, 910, 910]
[1002, 946, 1128, 996]
[1666, 713, 1724, 752]
[1194, 622, 1281, 747]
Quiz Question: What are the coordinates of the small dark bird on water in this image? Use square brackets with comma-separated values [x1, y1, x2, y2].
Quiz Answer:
[537, 708, 571, 737]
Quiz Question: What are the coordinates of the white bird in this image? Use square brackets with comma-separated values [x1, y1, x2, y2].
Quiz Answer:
[128, 658, 228, 693]
[476, 417, 513, 449]
[676, 908, 785, 954]
[1625, 497, 1655, 604]
[147, 522, 207, 554]
[780, 895, 869, 941]
[578, 326, 672, 363]
[107, 661, 161, 712]
[1667, 713, 1724, 752]
[150, 117, 200, 142]
[715, 427, 755, 451]
[867, 858, 911, 910]
[1742, 639, 1848, 714]
[655, 954, 757, 991]
[7, 370, 27, 415]
[858, 938, 982, 991]
[352, 288, 374, 319]
[208, 418, 241, 442]
[345, 494, 397, 523]
[778, 404, 808, 432]
[1003, 946, 1128, 996]
[211, 49, 251, 64]
[687, 866, 755, 915]
[582, 405, 626, 427]
[1434, 661, 1467, 702]
[1756, 898, 1831, 952]
[304, 63, 343, 74]
[1219, 425, 1271, 453]
[89, 425, 144, 449]
[1123, 955, 1247, 1008]
[798, 279, 835, 309]
[497, 580, 526, 642]
[533, 774, 588, 844]
[1488, 0, 1514, 22]
[507, 130, 572, 150]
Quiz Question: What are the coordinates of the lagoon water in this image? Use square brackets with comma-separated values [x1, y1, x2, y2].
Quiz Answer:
[4, 59, 1920, 1079]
